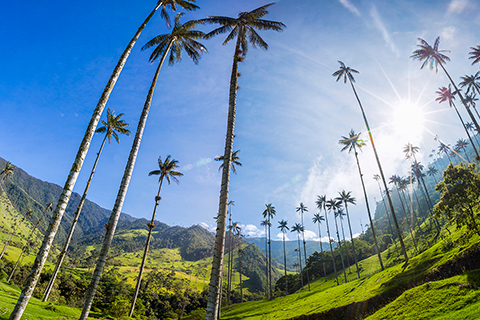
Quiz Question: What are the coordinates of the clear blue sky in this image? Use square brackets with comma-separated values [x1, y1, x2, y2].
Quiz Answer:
[1, 0, 479, 241]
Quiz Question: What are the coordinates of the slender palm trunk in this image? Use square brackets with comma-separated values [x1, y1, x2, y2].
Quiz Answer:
[238, 249, 243, 303]
[129, 179, 164, 316]
[349, 80, 407, 264]
[8, 7, 161, 319]
[324, 207, 338, 285]
[296, 235, 303, 287]
[339, 217, 351, 273]
[282, 232, 287, 294]
[450, 101, 478, 161]
[268, 222, 273, 298]
[206, 32, 242, 320]
[353, 150, 384, 270]
[227, 215, 233, 304]
[344, 204, 360, 278]
[263, 226, 268, 299]
[300, 212, 310, 291]
[376, 182, 394, 237]
[316, 223, 327, 282]
[79, 40, 173, 320]
[0, 213, 29, 260]
[43, 135, 107, 302]
[395, 185, 418, 253]
[333, 213, 347, 283]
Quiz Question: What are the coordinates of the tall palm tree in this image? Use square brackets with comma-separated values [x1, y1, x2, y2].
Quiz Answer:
[226, 200, 234, 305]
[0, 162, 14, 184]
[278, 220, 289, 294]
[373, 174, 394, 236]
[459, 72, 480, 97]
[215, 150, 242, 174]
[335, 190, 360, 278]
[295, 202, 310, 290]
[312, 213, 327, 282]
[80, 15, 206, 320]
[465, 122, 480, 147]
[262, 203, 276, 299]
[129, 155, 183, 316]
[0, 209, 32, 260]
[260, 218, 270, 299]
[411, 37, 480, 136]
[8, 3, 199, 318]
[334, 61, 407, 264]
[291, 223, 304, 287]
[438, 142, 452, 163]
[455, 139, 470, 163]
[43, 109, 130, 302]
[339, 130, 385, 270]
[326, 199, 347, 283]
[426, 166, 439, 185]
[200, 5, 285, 316]
[315, 195, 338, 285]
[435, 85, 479, 160]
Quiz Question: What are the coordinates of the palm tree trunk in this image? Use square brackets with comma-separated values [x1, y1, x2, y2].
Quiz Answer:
[395, 185, 418, 253]
[206, 31, 242, 320]
[79, 40, 172, 320]
[238, 250, 243, 303]
[8, 6, 161, 319]
[344, 204, 360, 279]
[451, 101, 479, 161]
[43, 135, 108, 302]
[263, 226, 268, 299]
[297, 235, 303, 287]
[334, 215, 347, 283]
[0, 233, 14, 260]
[268, 222, 273, 298]
[354, 150, 384, 270]
[129, 179, 164, 316]
[324, 207, 338, 285]
[349, 80, 407, 265]
[300, 213, 310, 291]
[282, 232, 287, 294]
[317, 223, 327, 282]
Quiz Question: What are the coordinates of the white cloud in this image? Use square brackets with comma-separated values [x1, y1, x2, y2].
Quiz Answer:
[339, 0, 361, 17]
[447, 0, 469, 14]
[370, 6, 397, 54]
[440, 26, 456, 40]
[200, 222, 216, 233]
[241, 224, 264, 237]
[304, 229, 318, 240]
[275, 231, 290, 241]
[352, 232, 361, 239]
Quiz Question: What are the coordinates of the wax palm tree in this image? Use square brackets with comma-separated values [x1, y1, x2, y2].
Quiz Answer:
[295, 202, 310, 290]
[200, 5, 285, 316]
[312, 213, 327, 282]
[80, 16, 206, 320]
[0, 162, 14, 184]
[411, 37, 480, 136]
[427, 166, 439, 185]
[438, 143, 452, 162]
[339, 130, 385, 270]
[260, 219, 270, 299]
[262, 203, 276, 299]
[455, 139, 470, 163]
[336, 209, 351, 272]
[336, 190, 360, 278]
[8, 3, 199, 317]
[0, 209, 32, 260]
[315, 195, 338, 285]
[334, 61, 407, 264]
[226, 200, 234, 305]
[469, 45, 480, 65]
[459, 72, 480, 96]
[278, 220, 289, 294]
[43, 109, 130, 302]
[8, 202, 53, 283]
[373, 174, 394, 236]
[326, 199, 347, 283]
[291, 223, 304, 287]
[465, 122, 480, 147]
[435, 85, 479, 160]
[129, 155, 183, 316]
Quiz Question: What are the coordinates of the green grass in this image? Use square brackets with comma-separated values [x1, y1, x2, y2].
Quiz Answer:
[219, 225, 480, 320]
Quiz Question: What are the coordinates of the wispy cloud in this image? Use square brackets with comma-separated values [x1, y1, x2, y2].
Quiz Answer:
[370, 6, 397, 54]
[339, 0, 361, 17]
[447, 0, 469, 14]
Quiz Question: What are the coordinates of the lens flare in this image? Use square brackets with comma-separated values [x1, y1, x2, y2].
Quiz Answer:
[392, 100, 425, 142]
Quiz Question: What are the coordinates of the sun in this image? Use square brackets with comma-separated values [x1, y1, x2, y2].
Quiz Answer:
[392, 100, 425, 142]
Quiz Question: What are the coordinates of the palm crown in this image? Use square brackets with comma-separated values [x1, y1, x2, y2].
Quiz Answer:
[215, 149, 242, 174]
[312, 213, 324, 224]
[157, 0, 199, 29]
[403, 142, 419, 160]
[95, 108, 131, 144]
[278, 219, 289, 232]
[0, 162, 14, 183]
[410, 37, 450, 72]
[469, 45, 480, 65]
[459, 72, 480, 95]
[142, 13, 207, 65]
[149, 155, 183, 184]
[333, 61, 359, 83]
[200, 3, 285, 57]
[435, 85, 455, 107]
[336, 190, 356, 206]
[339, 129, 366, 153]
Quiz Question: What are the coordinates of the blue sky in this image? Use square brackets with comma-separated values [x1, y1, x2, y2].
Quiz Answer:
[1, 0, 480, 242]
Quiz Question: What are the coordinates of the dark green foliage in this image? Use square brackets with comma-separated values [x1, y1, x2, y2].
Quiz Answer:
[434, 163, 480, 235]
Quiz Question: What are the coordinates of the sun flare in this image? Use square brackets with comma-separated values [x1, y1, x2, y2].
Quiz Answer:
[392, 100, 425, 142]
